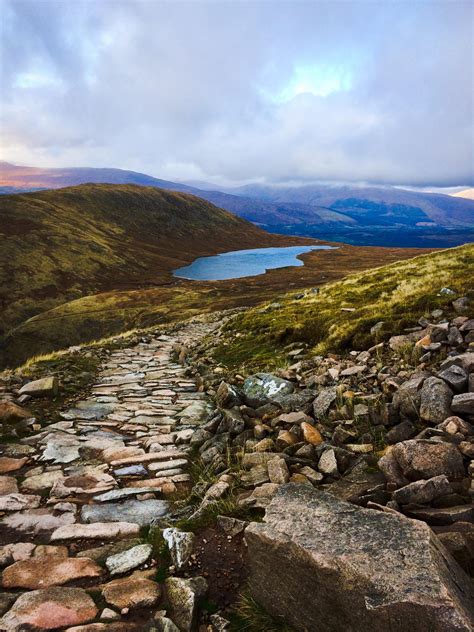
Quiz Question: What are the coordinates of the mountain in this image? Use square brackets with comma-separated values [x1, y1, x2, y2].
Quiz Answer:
[452, 188, 474, 200]
[2, 162, 473, 247]
[0, 183, 299, 338]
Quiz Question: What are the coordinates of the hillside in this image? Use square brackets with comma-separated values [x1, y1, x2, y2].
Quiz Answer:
[2, 162, 473, 248]
[0, 183, 300, 338]
[213, 244, 474, 370]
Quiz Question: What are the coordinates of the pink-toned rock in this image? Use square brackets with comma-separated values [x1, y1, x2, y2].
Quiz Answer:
[0, 586, 98, 630]
[0, 400, 32, 422]
[50, 522, 140, 541]
[2, 556, 103, 589]
[102, 573, 161, 609]
[1, 508, 76, 534]
[0, 475, 18, 494]
[101, 446, 145, 463]
[0, 456, 28, 473]
[0, 493, 41, 511]
[65, 624, 140, 631]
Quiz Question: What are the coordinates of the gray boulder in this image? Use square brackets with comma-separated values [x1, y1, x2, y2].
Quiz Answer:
[242, 373, 294, 407]
[437, 365, 468, 393]
[451, 393, 474, 416]
[245, 485, 474, 632]
[392, 475, 452, 505]
[419, 377, 453, 424]
[313, 387, 337, 418]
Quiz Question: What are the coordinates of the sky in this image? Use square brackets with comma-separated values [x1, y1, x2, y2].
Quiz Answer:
[1, 0, 473, 188]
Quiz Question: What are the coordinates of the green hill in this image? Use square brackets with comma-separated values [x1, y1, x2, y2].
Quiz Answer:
[213, 244, 474, 371]
[0, 183, 296, 338]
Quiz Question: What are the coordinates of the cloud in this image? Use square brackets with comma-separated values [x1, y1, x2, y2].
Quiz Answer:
[1, 0, 472, 186]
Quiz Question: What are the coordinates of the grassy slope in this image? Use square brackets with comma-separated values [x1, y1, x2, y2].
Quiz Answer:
[213, 244, 474, 372]
[1, 243, 433, 368]
[0, 183, 300, 336]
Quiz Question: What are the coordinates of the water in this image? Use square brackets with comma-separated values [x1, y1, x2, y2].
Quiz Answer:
[173, 245, 335, 281]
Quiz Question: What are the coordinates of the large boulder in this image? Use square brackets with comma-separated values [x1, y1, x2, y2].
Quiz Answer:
[245, 485, 474, 632]
[419, 377, 453, 424]
[389, 440, 465, 482]
[242, 373, 294, 408]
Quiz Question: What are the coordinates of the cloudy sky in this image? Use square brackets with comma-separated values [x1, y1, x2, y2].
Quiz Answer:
[1, 0, 473, 187]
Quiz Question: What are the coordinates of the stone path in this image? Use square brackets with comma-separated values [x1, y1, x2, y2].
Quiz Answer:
[0, 318, 219, 630]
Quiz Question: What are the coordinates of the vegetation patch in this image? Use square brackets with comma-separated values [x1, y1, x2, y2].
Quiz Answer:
[213, 244, 474, 372]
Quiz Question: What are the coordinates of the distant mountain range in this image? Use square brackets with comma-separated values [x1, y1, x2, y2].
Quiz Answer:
[1, 161, 473, 247]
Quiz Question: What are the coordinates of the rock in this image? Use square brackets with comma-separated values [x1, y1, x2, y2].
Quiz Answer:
[163, 528, 195, 570]
[0, 476, 18, 494]
[154, 616, 180, 632]
[405, 505, 474, 526]
[216, 407, 245, 435]
[0, 592, 15, 617]
[19, 376, 59, 397]
[441, 352, 474, 373]
[340, 365, 367, 377]
[437, 365, 468, 393]
[77, 539, 142, 564]
[2, 557, 103, 589]
[277, 411, 312, 425]
[93, 487, 158, 502]
[452, 297, 469, 313]
[253, 438, 274, 452]
[22, 471, 64, 492]
[0, 543, 36, 566]
[301, 422, 323, 446]
[50, 522, 140, 541]
[392, 475, 452, 505]
[275, 430, 298, 450]
[0, 492, 41, 512]
[0, 401, 32, 434]
[101, 446, 145, 463]
[267, 457, 290, 484]
[102, 573, 161, 609]
[0, 587, 97, 630]
[0, 456, 28, 473]
[216, 516, 248, 537]
[176, 400, 212, 423]
[216, 382, 241, 408]
[245, 485, 474, 632]
[451, 393, 474, 416]
[318, 448, 338, 476]
[165, 576, 208, 632]
[81, 499, 168, 526]
[390, 440, 465, 482]
[242, 452, 283, 469]
[114, 465, 148, 477]
[438, 416, 474, 437]
[299, 466, 323, 485]
[105, 543, 152, 575]
[1, 506, 75, 535]
[419, 377, 453, 424]
[385, 420, 416, 444]
[242, 373, 294, 408]
[313, 387, 337, 418]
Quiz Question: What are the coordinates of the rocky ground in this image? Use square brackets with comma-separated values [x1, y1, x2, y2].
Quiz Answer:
[0, 295, 473, 631]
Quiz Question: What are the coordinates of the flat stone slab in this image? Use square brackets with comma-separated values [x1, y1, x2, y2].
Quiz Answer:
[93, 487, 158, 502]
[0, 493, 41, 512]
[2, 509, 75, 534]
[105, 543, 152, 575]
[50, 522, 140, 541]
[113, 465, 148, 478]
[81, 499, 169, 526]
[2, 556, 103, 589]
[0, 586, 98, 630]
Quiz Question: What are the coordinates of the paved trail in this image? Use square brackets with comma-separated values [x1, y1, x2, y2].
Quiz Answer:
[0, 318, 220, 629]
